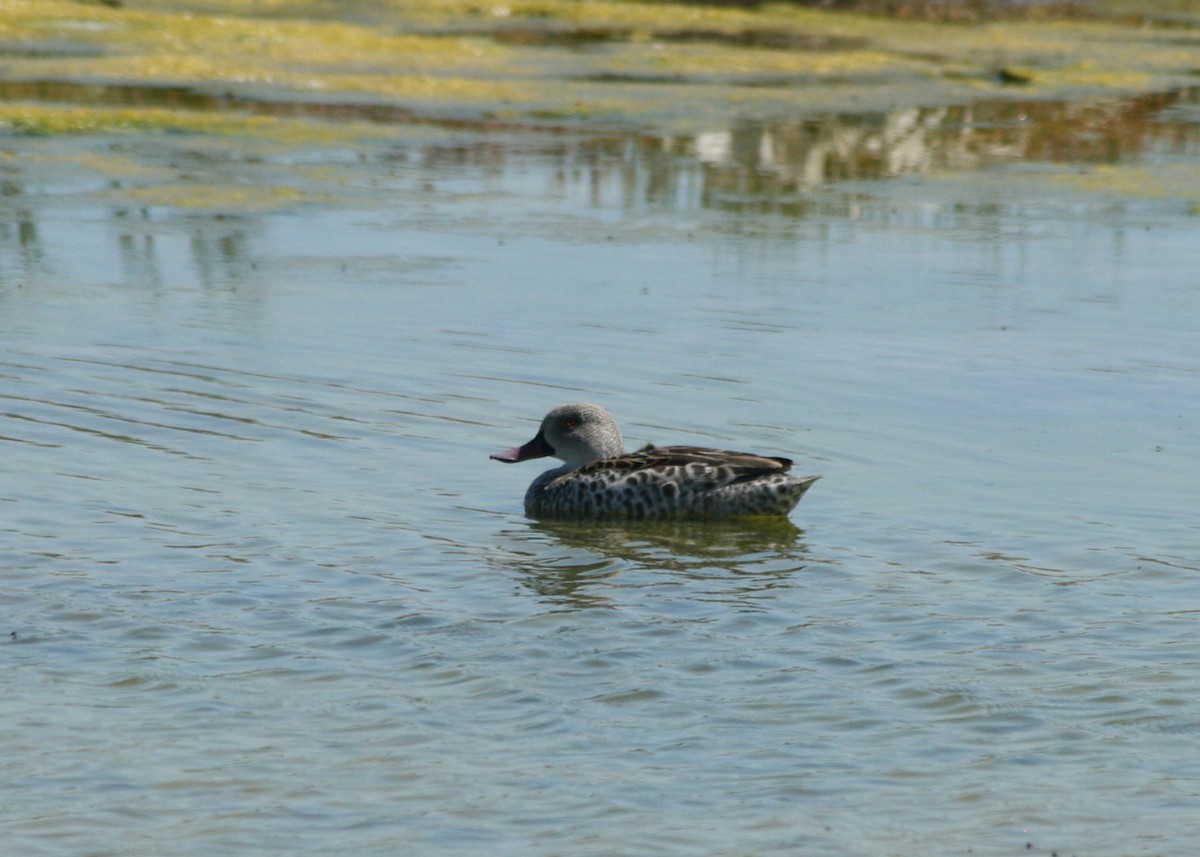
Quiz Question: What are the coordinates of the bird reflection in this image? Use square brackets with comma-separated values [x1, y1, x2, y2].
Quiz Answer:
[492, 517, 814, 609]
[530, 516, 805, 559]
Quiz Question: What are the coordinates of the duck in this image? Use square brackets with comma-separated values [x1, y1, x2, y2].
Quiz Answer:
[490, 403, 820, 520]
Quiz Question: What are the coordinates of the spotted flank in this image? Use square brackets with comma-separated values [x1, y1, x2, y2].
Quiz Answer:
[490, 404, 820, 520]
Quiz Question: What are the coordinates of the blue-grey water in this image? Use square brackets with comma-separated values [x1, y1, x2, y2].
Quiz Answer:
[2, 93, 1199, 856]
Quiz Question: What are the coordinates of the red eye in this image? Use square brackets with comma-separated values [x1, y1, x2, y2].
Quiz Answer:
[564, 417, 578, 428]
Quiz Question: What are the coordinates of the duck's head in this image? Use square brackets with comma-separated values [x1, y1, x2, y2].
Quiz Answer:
[490, 403, 624, 469]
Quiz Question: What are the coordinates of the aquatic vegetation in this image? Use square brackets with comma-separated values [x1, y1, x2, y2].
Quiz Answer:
[0, 102, 276, 135]
[0, 0, 1196, 135]
[104, 181, 335, 210]
[0, 101, 399, 145]
[1, 0, 1197, 219]
[1041, 163, 1200, 200]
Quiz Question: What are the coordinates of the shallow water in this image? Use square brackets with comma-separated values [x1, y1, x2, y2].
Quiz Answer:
[2, 88, 1199, 856]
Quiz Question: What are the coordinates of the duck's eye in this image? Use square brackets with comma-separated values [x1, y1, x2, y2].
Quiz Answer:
[563, 416, 579, 429]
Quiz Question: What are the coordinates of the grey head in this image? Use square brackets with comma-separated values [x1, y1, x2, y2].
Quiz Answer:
[490, 403, 625, 471]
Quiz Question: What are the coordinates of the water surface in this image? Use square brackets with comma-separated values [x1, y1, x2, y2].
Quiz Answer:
[2, 87, 1199, 856]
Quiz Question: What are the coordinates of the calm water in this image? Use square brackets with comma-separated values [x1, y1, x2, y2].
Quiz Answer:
[2, 90, 1199, 856]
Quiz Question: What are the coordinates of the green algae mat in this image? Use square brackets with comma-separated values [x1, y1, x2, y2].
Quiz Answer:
[3, 1, 1198, 216]
[2, 0, 1199, 136]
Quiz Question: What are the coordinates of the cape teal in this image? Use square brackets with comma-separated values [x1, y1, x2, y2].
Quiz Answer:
[491, 403, 820, 520]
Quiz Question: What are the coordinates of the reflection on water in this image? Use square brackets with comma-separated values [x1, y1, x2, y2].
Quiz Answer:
[694, 87, 1200, 214]
[528, 517, 807, 564]
[2, 83, 1197, 209]
[492, 518, 812, 609]
[3, 85, 1198, 289]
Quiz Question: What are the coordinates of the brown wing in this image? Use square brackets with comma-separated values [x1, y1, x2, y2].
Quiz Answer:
[575, 444, 793, 482]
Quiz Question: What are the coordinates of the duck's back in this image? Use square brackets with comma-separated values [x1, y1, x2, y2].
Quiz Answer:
[526, 444, 819, 520]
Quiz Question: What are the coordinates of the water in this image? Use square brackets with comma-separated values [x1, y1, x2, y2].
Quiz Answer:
[2, 90, 1199, 856]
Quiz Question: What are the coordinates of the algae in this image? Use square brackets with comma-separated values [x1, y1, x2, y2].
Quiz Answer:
[0, 0, 1198, 135]
[0, 101, 404, 145]
[103, 182, 334, 210]
[1041, 163, 1200, 199]
[2, 0, 1198, 221]
[0, 102, 277, 135]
